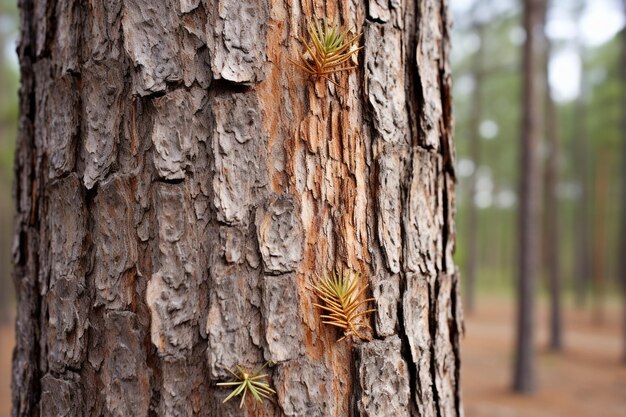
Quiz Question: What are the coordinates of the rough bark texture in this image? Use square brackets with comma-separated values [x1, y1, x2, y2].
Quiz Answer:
[514, 0, 545, 394]
[12, 1, 461, 416]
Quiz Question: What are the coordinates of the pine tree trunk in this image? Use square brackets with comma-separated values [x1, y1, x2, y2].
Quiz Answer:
[591, 148, 609, 325]
[572, 91, 590, 308]
[572, 4, 590, 309]
[542, 34, 562, 352]
[11, 1, 461, 416]
[514, 0, 545, 394]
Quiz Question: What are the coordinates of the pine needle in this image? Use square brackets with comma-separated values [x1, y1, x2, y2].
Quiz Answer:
[312, 269, 376, 341]
[293, 18, 363, 86]
[216, 362, 276, 408]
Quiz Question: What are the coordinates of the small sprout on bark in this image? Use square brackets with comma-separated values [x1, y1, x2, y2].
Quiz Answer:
[216, 362, 276, 408]
[312, 269, 376, 341]
[292, 18, 363, 87]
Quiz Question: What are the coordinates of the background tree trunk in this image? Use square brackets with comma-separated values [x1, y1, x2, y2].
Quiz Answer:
[514, 0, 545, 394]
[591, 147, 610, 325]
[11, 1, 462, 417]
[572, 92, 591, 308]
[542, 31, 562, 352]
[572, 1, 590, 310]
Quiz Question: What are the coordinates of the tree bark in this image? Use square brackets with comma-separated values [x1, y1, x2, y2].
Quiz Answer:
[514, 0, 545, 394]
[11, 1, 462, 417]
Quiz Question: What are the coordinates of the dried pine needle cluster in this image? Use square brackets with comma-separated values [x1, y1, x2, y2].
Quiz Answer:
[312, 269, 376, 341]
[293, 19, 363, 86]
[216, 362, 276, 408]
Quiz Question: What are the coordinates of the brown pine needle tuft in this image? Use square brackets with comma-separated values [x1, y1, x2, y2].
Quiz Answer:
[292, 18, 363, 87]
[216, 362, 276, 408]
[312, 269, 376, 341]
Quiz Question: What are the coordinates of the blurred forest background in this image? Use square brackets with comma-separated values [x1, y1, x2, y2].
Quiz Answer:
[0, 0, 625, 416]
[454, 0, 625, 321]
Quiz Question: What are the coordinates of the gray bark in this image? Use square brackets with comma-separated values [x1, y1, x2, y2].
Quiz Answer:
[12, 0, 461, 416]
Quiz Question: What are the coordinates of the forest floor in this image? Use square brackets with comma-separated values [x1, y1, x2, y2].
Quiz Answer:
[463, 296, 626, 417]
[0, 316, 13, 417]
[0, 296, 625, 416]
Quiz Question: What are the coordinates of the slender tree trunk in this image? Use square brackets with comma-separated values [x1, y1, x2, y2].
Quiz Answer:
[572, 104, 591, 309]
[11, 1, 462, 416]
[542, 31, 562, 352]
[572, 37, 590, 309]
[592, 148, 610, 324]
[514, 0, 545, 394]
[543, 104, 561, 349]
[463, 16, 486, 315]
